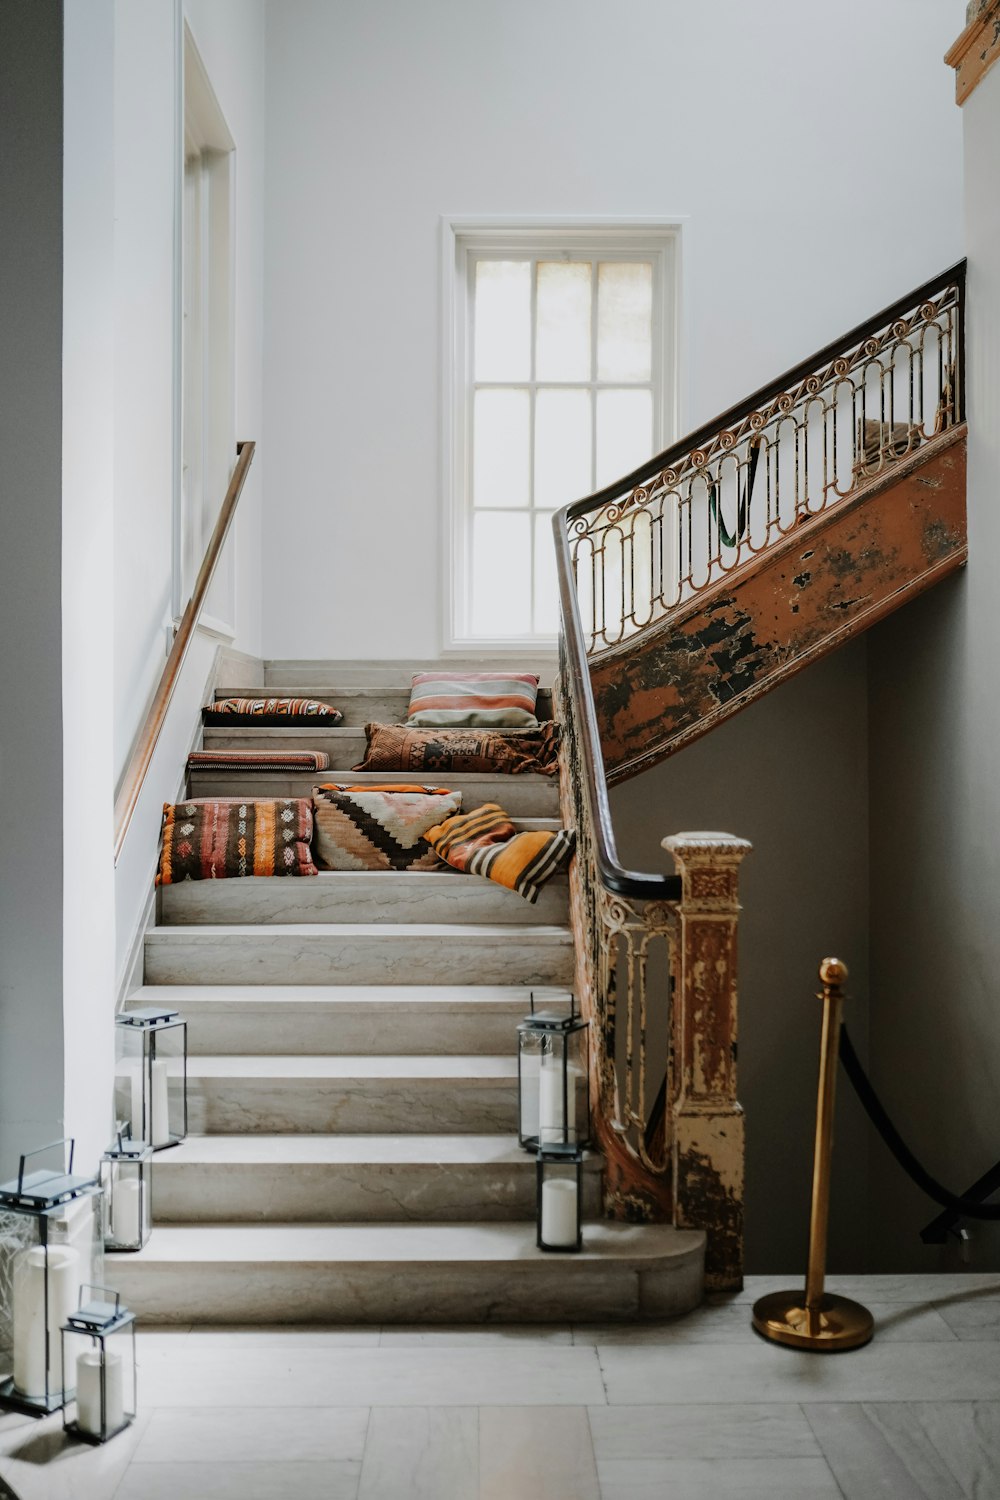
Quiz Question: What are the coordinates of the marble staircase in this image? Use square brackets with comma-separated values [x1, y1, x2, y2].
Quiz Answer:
[108, 663, 705, 1323]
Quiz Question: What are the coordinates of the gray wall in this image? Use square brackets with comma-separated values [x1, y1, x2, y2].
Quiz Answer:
[0, 1, 66, 1174]
[610, 642, 871, 1274]
[865, 63, 1000, 1274]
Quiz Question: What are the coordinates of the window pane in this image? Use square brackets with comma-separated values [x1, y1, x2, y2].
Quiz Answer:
[474, 389, 529, 508]
[471, 511, 531, 636]
[536, 261, 591, 381]
[534, 389, 592, 509]
[597, 262, 653, 382]
[475, 261, 531, 381]
[534, 511, 560, 635]
[596, 388, 653, 488]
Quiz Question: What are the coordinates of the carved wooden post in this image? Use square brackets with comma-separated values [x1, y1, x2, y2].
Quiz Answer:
[663, 831, 752, 1292]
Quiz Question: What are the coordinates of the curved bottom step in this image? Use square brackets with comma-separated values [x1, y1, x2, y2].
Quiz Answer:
[108, 1221, 705, 1324]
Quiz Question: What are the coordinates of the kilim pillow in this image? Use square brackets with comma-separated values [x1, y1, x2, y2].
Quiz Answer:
[311, 785, 462, 871]
[187, 751, 331, 772]
[353, 723, 560, 777]
[202, 697, 343, 726]
[157, 799, 317, 884]
[405, 672, 539, 728]
[422, 802, 575, 904]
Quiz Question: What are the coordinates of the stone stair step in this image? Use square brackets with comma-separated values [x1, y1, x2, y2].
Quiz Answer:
[159, 870, 567, 928]
[186, 768, 560, 816]
[181, 1054, 519, 1134]
[144, 923, 575, 987]
[107, 1221, 705, 1323]
[214, 682, 555, 728]
[257, 657, 557, 691]
[126, 983, 550, 1056]
[151, 1134, 602, 1223]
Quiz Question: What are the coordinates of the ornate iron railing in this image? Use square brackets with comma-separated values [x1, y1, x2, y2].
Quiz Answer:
[552, 261, 966, 1291]
[567, 263, 964, 655]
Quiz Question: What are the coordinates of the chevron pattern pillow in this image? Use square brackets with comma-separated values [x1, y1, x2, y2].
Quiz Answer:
[422, 802, 575, 904]
[405, 672, 539, 727]
[312, 785, 462, 871]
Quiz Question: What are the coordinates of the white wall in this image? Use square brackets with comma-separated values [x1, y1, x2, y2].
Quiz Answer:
[867, 56, 1000, 1272]
[262, 0, 965, 662]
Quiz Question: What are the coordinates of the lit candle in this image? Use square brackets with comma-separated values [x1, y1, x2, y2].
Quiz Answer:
[76, 1348, 123, 1438]
[112, 1175, 142, 1246]
[12, 1244, 79, 1398]
[540, 1177, 578, 1248]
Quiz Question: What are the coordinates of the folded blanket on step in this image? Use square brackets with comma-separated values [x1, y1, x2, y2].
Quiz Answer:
[353, 723, 560, 777]
[188, 751, 331, 772]
[422, 802, 574, 904]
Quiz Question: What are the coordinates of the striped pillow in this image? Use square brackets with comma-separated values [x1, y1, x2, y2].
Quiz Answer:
[157, 799, 317, 884]
[202, 697, 343, 726]
[405, 673, 539, 728]
[422, 802, 575, 904]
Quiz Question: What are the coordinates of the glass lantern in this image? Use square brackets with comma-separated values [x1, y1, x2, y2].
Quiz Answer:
[115, 1007, 188, 1151]
[0, 1140, 103, 1415]
[100, 1131, 153, 1252]
[536, 1142, 583, 1253]
[517, 990, 590, 1151]
[62, 1286, 136, 1444]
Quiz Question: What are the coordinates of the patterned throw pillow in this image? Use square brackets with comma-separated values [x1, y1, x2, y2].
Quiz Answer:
[405, 672, 539, 728]
[353, 723, 560, 777]
[202, 697, 343, 726]
[157, 799, 317, 884]
[423, 802, 575, 904]
[312, 785, 462, 871]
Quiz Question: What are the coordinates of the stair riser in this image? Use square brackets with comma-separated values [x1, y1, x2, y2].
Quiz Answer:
[144, 933, 575, 987]
[106, 1255, 703, 1325]
[159, 876, 567, 928]
[185, 1078, 517, 1134]
[136, 1005, 525, 1056]
[187, 772, 559, 816]
[152, 1161, 602, 1223]
[213, 687, 555, 728]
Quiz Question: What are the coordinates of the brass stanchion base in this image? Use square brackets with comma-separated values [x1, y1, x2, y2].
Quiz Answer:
[752, 1290, 874, 1351]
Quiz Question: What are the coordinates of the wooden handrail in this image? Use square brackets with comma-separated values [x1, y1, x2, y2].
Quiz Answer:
[113, 440, 256, 863]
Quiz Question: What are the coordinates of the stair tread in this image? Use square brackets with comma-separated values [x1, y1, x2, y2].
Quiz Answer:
[148, 923, 572, 939]
[154, 1133, 599, 1167]
[185, 1055, 519, 1079]
[108, 1220, 702, 1265]
[128, 983, 563, 1006]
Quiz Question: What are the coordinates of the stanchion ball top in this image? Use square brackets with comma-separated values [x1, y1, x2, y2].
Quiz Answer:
[819, 957, 848, 987]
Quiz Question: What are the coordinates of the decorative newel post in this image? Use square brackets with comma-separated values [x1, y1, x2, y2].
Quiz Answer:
[663, 831, 752, 1292]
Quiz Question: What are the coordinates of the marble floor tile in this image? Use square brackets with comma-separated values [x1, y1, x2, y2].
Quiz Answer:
[139, 1345, 607, 1408]
[598, 1340, 1000, 1406]
[479, 1406, 599, 1500]
[818, 1401, 1000, 1499]
[358, 1407, 477, 1500]
[575, 1300, 956, 1346]
[167, 1324, 380, 1349]
[0, 1408, 152, 1500]
[380, 1323, 572, 1346]
[934, 1296, 1000, 1340]
[726, 1274, 1000, 1306]
[587, 1402, 822, 1461]
[596, 1455, 842, 1498]
[132, 1405, 370, 1463]
[114, 1459, 360, 1499]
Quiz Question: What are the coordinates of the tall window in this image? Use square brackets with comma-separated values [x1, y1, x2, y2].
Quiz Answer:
[446, 224, 678, 648]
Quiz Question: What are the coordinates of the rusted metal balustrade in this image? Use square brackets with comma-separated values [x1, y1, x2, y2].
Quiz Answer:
[552, 263, 966, 1291]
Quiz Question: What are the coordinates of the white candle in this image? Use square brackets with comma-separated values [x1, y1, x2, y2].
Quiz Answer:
[112, 1176, 142, 1246]
[117, 1058, 171, 1146]
[519, 1053, 540, 1139]
[76, 1348, 123, 1438]
[540, 1177, 578, 1247]
[12, 1244, 80, 1398]
[539, 1059, 578, 1141]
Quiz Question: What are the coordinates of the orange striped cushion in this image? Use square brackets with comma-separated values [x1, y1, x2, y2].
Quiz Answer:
[406, 673, 539, 728]
[422, 803, 574, 904]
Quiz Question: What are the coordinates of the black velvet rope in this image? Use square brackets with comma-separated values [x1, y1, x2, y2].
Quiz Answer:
[839, 1024, 1000, 1220]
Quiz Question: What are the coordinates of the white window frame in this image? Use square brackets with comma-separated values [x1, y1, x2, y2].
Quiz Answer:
[441, 218, 682, 654]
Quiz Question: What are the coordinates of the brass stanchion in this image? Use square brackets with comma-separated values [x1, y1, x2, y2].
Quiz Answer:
[752, 958, 874, 1351]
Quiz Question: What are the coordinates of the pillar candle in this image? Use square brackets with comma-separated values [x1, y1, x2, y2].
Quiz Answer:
[519, 1053, 540, 1139]
[12, 1244, 80, 1398]
[111, 1175, 142, 1246]
[117, 1058, 170, 1146]
[76, 1348, 123, 1438]
[540, 1177, 578, 1247]
[539, 1059, 579, 1140]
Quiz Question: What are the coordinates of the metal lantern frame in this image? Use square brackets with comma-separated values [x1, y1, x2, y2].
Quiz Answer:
[61, 1286, 137, 1444]
[101, 1130, 153, 1253]
[517, 990, 590, 1152]
[115, 1007, 188, 1151]
[0, 1139, 103, 1416]
[536, 1141, 584, 1253]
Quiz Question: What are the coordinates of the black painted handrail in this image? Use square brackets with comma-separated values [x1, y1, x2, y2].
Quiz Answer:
[553, 260, 966, 901]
